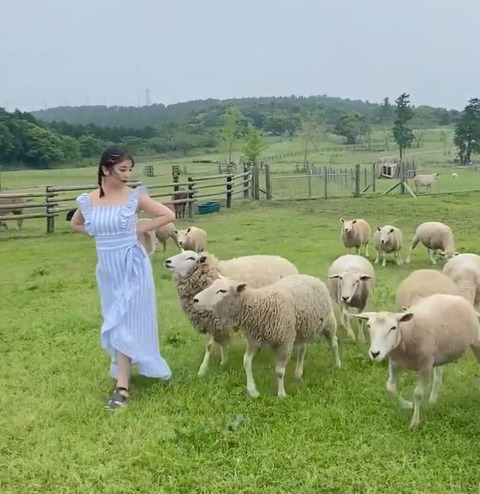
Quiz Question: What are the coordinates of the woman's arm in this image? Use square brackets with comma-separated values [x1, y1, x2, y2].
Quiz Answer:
[137, 194, 176, 234]
[70, 208, 89, 235]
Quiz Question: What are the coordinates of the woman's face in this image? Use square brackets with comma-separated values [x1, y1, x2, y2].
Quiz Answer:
[104, 159, 133, 184]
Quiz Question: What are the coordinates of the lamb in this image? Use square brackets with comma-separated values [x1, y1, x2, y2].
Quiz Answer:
[154, 223, 181, 252]
[413, 173, 439, 193]
[164, 250, 299, 376]
[177, 226, 207, 253]
[192, 274, 341, 398]
[137, 218, 158, 256]
[395, 269, 460, 311]
[405, 221, 457, 264]
[373, 225, 403, 267]
[340, 218, 371, 257]
[443, 253, 480, 309]
[353, 294, 480, 428]
[327, 254, 375, 342]
[0, 195, 24, 231]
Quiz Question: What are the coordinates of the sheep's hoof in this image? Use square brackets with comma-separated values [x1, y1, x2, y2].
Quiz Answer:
[398, 399, 414, 410]
[409, 418, 420, 429]
[277, 391, 287, 398]
[197, 367, 208, 377]
[247, 389, 260, 398]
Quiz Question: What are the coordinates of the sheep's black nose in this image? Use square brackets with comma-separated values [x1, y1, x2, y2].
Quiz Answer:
[341, 296, 349, 301]
[371, 350, 380, 358]
[193, 298, 199, 303]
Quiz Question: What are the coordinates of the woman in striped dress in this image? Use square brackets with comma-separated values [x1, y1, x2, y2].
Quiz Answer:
[70, 146, 175, 409]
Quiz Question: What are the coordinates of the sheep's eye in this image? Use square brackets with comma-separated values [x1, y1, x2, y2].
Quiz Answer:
[187, 257, 195, 260]
[216, 289, 227, 294]
[338, 276, 343, 280]
[390, 326, 397, 331]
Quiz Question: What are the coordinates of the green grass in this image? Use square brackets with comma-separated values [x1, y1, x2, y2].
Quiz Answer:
[2, 193, 480, 493]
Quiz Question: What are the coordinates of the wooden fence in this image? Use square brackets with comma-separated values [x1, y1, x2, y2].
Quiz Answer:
[0, 169, 252, 234]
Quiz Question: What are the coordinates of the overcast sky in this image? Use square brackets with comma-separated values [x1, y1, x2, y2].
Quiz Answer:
[2, 0, 479, 112]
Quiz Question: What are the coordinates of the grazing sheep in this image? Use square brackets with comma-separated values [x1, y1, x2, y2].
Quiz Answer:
[354, 294, 480, 428]
[340, 218, 371, 257]
[405, 221, 456, 264]
[177, 226, 207, 253]
[443, 253, 480, 309]
[193, 274, 341, 398]
[154, 223, 181, 252]
[452, 172, 458, 178]
[373, 225, 403, 267]
[164, 250, 299, 376]
[413, 173, 439, 193]
[137, 218, 158, 256]
[395, 269, 460, 311]
[327, 254, 375, 342]
[0, 195, 24, 231]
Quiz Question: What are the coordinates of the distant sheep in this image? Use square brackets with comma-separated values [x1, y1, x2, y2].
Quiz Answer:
[0, 195, 24, 231]
[405, 221, 456, 264]
[340, 218, 371, 256]
[373, 225, 403, 267]
[155, 223, 181, 252]
[413, 173, 439, 193]
[443, 253, 480, 309]
[354, 294, 480, 428]
[193, 274, 341, 398]
[177, 226, 207, 253]
[452, 172, 458, 178]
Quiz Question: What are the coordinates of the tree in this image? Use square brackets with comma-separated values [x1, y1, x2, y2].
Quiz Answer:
[220, 105, 242, 162]
[242, 124, 268, 164]
[300, 113, 323, 163]
[392, 93, 414, 159]
[333, 112, 369, 144]
[454, 98, 480, 164]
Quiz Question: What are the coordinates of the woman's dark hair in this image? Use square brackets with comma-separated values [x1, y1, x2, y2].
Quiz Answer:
[98, 146, 135, 197]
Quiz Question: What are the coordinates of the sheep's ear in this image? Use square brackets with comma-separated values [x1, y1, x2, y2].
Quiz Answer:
[401, 306, 409, 311]
[352, 219, 357, 224]
[328, 274, 340, 279]
[397, 312, 414, 323]
[359, 274, 372, 280]
[199, 255, 207, 263]
[217, 273, 225, 279]
[376, 226, 381, 231]
[235, 283, 247, 293]
[340, 218, 345, 223]
[186, 227, 191, 233]
[352, 312, 375, 321]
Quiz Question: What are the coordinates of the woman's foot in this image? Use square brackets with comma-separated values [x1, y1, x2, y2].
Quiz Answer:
[105, 386, 129, 410]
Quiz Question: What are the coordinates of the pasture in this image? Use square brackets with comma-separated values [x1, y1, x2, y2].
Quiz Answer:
[2, 190, 480, 493]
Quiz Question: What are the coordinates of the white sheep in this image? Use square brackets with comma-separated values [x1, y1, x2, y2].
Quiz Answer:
[164, 250, 299, 376]
[340, 218, 371, 257]
[137, 218, 158, 256]
[373, 225, 403, 267]
[395, 269, 460, 311]
[452, 172, 458, 178]
[413, 173, 439, 193]
[354, 294, 480, 428]
[154, 223, 181, 252]
[443, 253, 480, 309]
[405, 221, 457, 264]
[193, 274, 341, 398]
[327, 254, 375, 342]
[177, 226, 207, 252]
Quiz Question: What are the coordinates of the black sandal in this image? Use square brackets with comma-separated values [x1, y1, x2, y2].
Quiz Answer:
[105, 386, 129, 410]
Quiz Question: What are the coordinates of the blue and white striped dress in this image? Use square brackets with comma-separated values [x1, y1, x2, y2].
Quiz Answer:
[76, 185, 171, 380]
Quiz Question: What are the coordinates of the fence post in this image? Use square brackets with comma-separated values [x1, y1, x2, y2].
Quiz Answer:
[372, 162, 376, 193]
[324, 166, 328, 199]
[172, 167, 180, 218]
[243, 164, 250, 199]
[308, 172, 312, 198]
[253, 164, 260, 200]
[46, 185, 55, 234]
[364, 167, 367, 190]
[226, 174, 233, 208]
[354, 164, 361, 197]
[265, 164, 272, 199]
[187, 177, 195, 218]
[400, 162, 406, 194]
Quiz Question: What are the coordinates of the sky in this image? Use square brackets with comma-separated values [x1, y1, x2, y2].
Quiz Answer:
[2, 0, 479, 112]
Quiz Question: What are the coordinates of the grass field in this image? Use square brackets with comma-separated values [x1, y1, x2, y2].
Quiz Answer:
[2, 191, 480, 493]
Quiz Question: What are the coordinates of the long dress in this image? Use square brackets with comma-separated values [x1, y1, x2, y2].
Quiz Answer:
[76, 185, 171, 380]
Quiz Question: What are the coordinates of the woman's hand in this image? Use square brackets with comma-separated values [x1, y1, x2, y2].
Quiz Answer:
[137, 192, 176, 233]
[70, 209, 90, 235]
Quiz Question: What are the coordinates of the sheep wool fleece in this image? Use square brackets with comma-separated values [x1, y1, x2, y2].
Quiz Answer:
[76, 185, 171, 380]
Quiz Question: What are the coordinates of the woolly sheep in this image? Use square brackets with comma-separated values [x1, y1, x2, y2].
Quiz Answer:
[405, 221, 457, 264]
[340, 218, 371, 257]
[192, 274, 341, 398]
[452, 172, 458, 178]
[395, 269, 460, 311]
[177, 226, 207, 252]
[413, 173, 439, 193]
[155, 222, 181, 252]
[164, 250, 299, 376]
[443, 253, 480, 309]
[137, 218, 158, 256]
[327, 254, 375, 342]
[373, 225, 403, 267]
[354, 294, 480, 428]
[0, 195, 24, 231]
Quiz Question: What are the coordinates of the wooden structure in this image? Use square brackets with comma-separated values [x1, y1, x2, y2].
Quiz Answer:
[143, 165, 154, 177]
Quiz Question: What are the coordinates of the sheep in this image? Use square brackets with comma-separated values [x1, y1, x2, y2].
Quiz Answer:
[0, 195, 24, 231]
[405, 221, 457, 264]
[413, 173, 439, 193]
[177, 226, 207, 253]
[164, 250, 299, 376]
[137, 218, 158, 256]
[340, 218, 371, 257]
[327, 254, 375, 342]
[373, 225, 403, 267]
[353, 294, 480, 428]
[395, 269, 460, 311]
[452, 172, 458, 178]
[154, 222, 181, 252]
[192, 274, 341, 398]
[443, 253, 480, 309]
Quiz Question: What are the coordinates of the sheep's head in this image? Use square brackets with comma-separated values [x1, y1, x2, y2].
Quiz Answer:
[328, 271, 371, 304]
[341, 218, 357, 234]
[353, 311, 413, 361]
[437, 250, 458, 260]
[193, 277, 246, 312]
[176, 228, 190, 247]
[377, 225, 395, 245]
[164, 250, 204, 278]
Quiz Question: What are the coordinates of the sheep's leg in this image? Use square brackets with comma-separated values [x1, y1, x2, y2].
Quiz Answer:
[382, 251, 387, 268]
[323, 324, 342, 368]
[410, 367, 432, 428]
[396, 250, 403, 265]
[386, 360, 413, 409]
[219, 343, 228, 366]
[428, 249, 437, 265]
[405, 236, 419, 263]
[342, 305, 356, 341]
[428, 366, 443, 404]
[294, 343, 307, 380]
[275, 345, 292, 398]
[355, 246, 360, 255]
[364, 242, 369, 257]
[243, 340, 260, 398]
[374, 251, 380, 264]
[197, 334, 214, 377]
